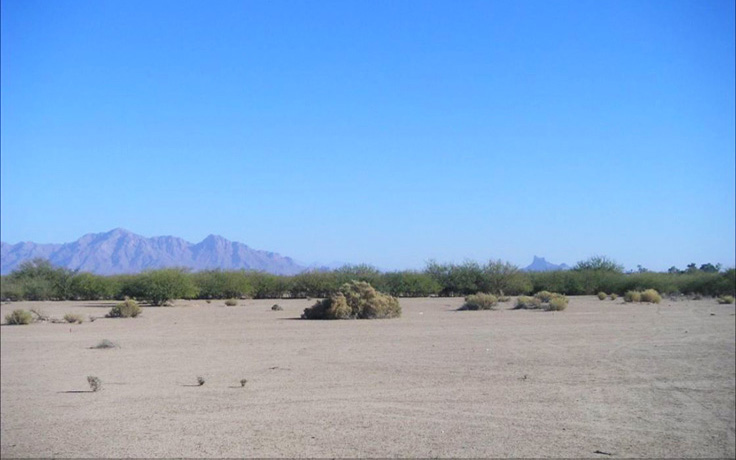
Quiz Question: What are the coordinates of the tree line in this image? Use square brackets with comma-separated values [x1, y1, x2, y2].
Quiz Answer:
[1, 257, 733, 304]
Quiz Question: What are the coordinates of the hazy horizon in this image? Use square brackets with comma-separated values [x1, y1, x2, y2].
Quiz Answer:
[2, 0, 734, 272]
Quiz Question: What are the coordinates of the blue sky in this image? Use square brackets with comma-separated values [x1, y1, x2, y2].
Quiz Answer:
[1, 0, 734, 271]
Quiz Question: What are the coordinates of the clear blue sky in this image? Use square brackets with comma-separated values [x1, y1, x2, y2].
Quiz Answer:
[2, 0, 734, 271]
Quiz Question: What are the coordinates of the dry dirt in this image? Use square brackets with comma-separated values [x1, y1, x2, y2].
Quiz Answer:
[1, 296, 734, 458]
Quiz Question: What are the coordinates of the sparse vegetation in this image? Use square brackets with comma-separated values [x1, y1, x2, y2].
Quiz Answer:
[2, 257, 733, 301]
[609, 293, 618, 300]
[625, 291, 642, 303]
[535, 291, 554, 303]
[640, 289, 662, 304]
[106, 297, 142, 318]
[515, 296, 542, 309]
[63, 313, 84, 324]
[597, 292, 607, 300]
[459, 293, 498, 310]
[301, 281, 400, 320]
[224, 299, 238, 306]
[87, 376, 102, 392]
[5, 309, 33, 325]
[717, 295, 735, 304]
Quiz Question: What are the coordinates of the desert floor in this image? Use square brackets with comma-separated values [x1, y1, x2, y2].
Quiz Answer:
[1, 296, 734, 458]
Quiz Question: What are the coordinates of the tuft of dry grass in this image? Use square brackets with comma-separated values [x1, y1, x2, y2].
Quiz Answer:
[459, 293, 498, 311]
[717, 295, 735, 304]
[624, 291, 642, 303]
[224, 299, 238, 306]
[547, 295, 569, 311]
[107, 297, 141, 318]
[640, 289, 662, 304]
[515, 296, 542, 309]
[597, 292, 607, 300]
[63, 313, 84, 324]
[91, 339, 118, 349]
[5, 309, 32, 325]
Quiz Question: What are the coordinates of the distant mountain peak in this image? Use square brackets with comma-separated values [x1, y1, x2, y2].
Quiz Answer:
[524, 256, 569, 272]
[1, 229, 304, 276]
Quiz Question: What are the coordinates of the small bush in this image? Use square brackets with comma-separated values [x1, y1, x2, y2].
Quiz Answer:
[107, 297, 142, 318]
[87, 376, 102, 392]
[597, 292, 607, 300]
[224, 299, 238, 306]
[240, 378, 248, 387]
[460, 293, 498, 310]
[640, 289, 662, 304]
[91, 339, 118, 349]
[717, 295, 735, 304]
[63, 313, 84, 324]
[302, 280, 400, 320]
[515, 296, 542, 309]
[609, 293, 618, 300]
[547, 295, 569, 311]
[624, 291, 642, 302]
[271, 304, 283, 311]
[535, 291, 554, 302]
[5, 309, 33, 325]
[206, 299, 211, 304]
[197, 376, 205, 386]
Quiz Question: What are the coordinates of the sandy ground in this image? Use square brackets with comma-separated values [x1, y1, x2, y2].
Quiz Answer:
[1, 296, 734, 458]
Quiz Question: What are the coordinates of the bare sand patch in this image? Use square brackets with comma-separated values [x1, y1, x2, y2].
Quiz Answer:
[1, 297, 734, 458]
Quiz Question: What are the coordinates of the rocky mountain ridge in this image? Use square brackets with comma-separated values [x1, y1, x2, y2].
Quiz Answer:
[1, 228, 304, 275]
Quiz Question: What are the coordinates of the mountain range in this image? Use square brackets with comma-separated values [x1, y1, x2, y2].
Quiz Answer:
[0, 228, 305, 276]
[1, 229, 570, 276]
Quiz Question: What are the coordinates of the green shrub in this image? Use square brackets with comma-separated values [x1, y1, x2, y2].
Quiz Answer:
[224, 299, 238, 306]
[107, 297, 142, 318]
[63, 313, 84, 324]
[624, 291, 642, 302]
[547, 295, 569, 311]
[609, 293, 618, 300]
[535, 291, 554, 302]
[460, 293, 498, 310]
[597, 292, 607, 300]
[515, 296, 542, 309]
[717, 295, 735, 304]
[640, 289, 662, 304]
[302, 280, 400, 320]
[140, 268, 198, 306]
[5, 309, 33, 325]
